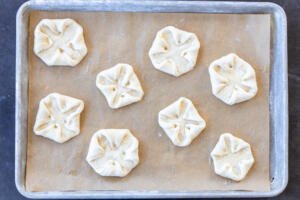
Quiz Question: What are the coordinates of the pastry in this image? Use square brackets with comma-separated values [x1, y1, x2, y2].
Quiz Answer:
[149, 26, 200, 77]
[33, 93, 84, 143]
[208, 53, 257, 105]
[210, 133, 255, 181]
[96, 63, 144, 109]
[34, 18, 88, 66]
[158, 97, 206, 147]
[86, 129, 139, 177]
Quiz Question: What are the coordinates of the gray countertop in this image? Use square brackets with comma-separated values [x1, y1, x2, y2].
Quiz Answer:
[0, 0, 298, 199]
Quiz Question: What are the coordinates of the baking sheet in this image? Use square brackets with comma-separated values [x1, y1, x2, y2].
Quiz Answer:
[26, 11, 270, 192]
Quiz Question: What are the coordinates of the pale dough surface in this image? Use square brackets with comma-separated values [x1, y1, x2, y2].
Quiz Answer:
[208, 53, 258, 105]
[210, 133, 255, 181]
[158, 97, 206, 147]
[26, 12, 270, 192]
[34, 18, 87, 66]
[96, 63, 144, 109]
[33, 93, 84, 143]
[86, 129, 139, 177]
[149, 26, 200, 77]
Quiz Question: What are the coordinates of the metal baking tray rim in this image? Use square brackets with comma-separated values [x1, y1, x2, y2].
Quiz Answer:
[15, 0, 288, 198]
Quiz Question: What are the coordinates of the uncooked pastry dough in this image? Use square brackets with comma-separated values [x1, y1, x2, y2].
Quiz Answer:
[210, 133, 255, 181]
[208, 53, 258, 105]
[149, 26, 200, 77]
[33, 93, 84, 143]
[86, 129, 139, 177]
[158, 97, 206, 147]
[34, 18, 88, 66]
[96, 63, 144, 109]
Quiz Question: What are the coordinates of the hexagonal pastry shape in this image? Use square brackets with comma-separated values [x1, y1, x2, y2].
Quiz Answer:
[96, 63, 144, 109]
[149, 26, 200, 77]
[210, 133, 255, 181]
[33, 93, 84, 143]
[86, 129, 139, 177]
[208, 53, 258, 105]
[158, 97, 206, 147]
[34, 18, 88, 66]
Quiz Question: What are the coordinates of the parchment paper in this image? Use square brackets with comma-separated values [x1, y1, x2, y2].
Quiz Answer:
[26, 11, 270, 192]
